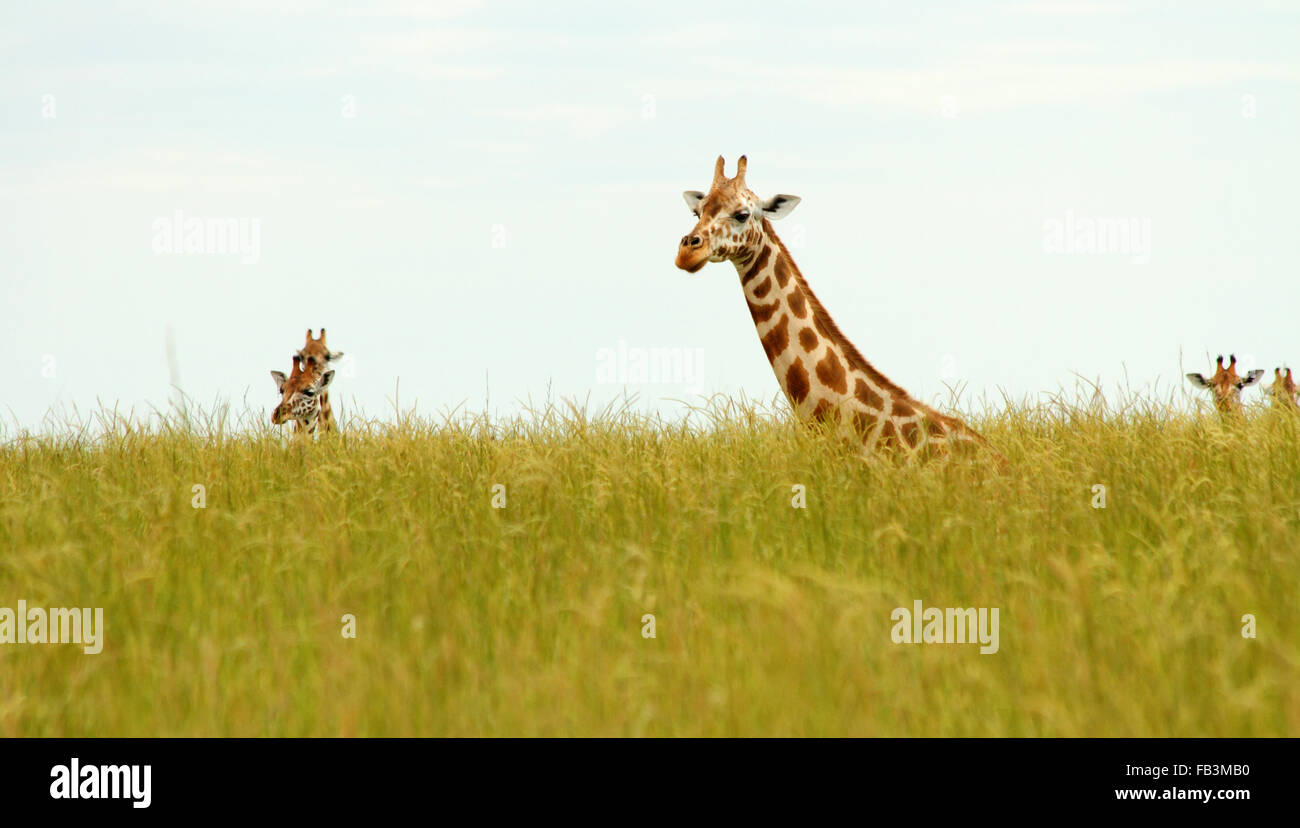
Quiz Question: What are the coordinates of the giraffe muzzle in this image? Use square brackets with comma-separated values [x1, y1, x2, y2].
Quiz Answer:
[676, 234, 709, 273]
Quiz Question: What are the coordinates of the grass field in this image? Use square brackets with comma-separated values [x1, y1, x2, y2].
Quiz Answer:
[1, 394, 1297, 737]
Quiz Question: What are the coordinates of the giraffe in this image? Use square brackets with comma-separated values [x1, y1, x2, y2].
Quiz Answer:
[270, 355, 336, 436]
[674, 155, 1000, 463]
[296, 329, 344, 432]
[1185, 354, 1264, 414]
[1268, 366, 1297, 410]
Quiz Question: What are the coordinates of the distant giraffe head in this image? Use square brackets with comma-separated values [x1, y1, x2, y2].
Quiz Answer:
[675, 155, 800, 274]
[270, 355, 335, 433]
[1269, 366, 1297, 409]
[1186, 354, 1264, 413]
[297, 328, 344, 374]
[294, 328, 343, 432]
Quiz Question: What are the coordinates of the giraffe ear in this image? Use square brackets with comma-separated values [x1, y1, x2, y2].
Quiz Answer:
[316, 370, 336, 390]
[328, 350, 344, 362]
[1185, 373, 1211, 389]
[271, 370, 288, 393]
[761, 194, 801, 219]
[1241, 369, 1265, 387]
[682, 191, 705, 215]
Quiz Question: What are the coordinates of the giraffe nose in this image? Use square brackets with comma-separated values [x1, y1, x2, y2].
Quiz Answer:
[681, 235, 702, 249]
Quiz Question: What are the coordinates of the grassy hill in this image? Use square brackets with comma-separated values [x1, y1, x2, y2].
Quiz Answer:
[1, 397, 1296, 736]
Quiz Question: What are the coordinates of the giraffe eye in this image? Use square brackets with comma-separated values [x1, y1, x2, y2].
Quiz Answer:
[733, 211, 749, 222]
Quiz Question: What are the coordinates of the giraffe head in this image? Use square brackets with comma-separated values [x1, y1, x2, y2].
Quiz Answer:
[270, 355, 335, 429]
[297, 328, 344, 375]
[1185, 354, 1264, 413]
[1270, 366, 1297, 408]
[675, 155, 801, 273]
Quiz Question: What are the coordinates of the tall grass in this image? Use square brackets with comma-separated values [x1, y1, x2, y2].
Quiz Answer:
[0, 392, 1296, 736]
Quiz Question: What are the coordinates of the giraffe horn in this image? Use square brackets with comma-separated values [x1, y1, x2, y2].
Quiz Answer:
[735, 155, 747, 186]
[712, 156, 726, 188]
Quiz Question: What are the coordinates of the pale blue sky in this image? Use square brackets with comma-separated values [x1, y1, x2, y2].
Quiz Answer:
[3, 0, 1298, 431]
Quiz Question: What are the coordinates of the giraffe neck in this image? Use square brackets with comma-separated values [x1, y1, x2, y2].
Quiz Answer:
[731, 223, 944, 450]
[300, 363, 335, 433]
[318, 390, 334, 432]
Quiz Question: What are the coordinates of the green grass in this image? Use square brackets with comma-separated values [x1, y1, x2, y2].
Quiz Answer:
[1, 395, 1297, 736]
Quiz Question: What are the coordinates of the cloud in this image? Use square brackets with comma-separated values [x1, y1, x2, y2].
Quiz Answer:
[1003, 0, 1298, 16]
[1, 146, 335, 195]
[122, 0, 483, 18]
[302, 27, 573, 80]
[696, 57, 1300, 115]
[1004, 0, 1143, 15]
[336, 0, 483, 19]
[484, 103, 636, 139]
[358, 28, 510, 54]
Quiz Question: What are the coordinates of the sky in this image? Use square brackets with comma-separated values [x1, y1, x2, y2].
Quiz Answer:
[2, 0, 1298, 432]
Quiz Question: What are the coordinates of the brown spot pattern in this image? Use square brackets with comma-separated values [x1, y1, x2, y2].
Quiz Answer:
[816, 350, 848, 395]
[761, 314, 790, 362]
[852, 411, 877, 438]
[785, 359, 810, 404]
[798, 328, 819, 352]
[854, 378, 883, 409]
[747, 298, 780, 325]
[812, 399, 838, 423]
[774, 253, 794, 288]
[813, 312, 834, 340]
[890, 397, 915, 417]
[742, 245, 771, 284]
[787, 287, 807, 318]
[899, 420, 920, 448]
[752, 276, 772, 299]
[878, 420, 899, 449]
